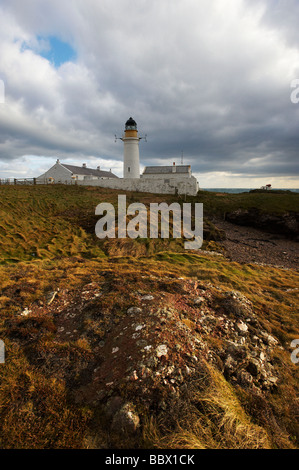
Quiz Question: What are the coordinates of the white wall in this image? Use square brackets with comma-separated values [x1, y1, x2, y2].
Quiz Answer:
[77, 175, 199, 196]
[36, 162, 72, 183]
[36, 162, 199, 195]
[141, 173, 191, 179]
[123, 138, 140, 178]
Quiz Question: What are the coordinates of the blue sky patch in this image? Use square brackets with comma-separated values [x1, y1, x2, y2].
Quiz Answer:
[38, 36, 76, 67]
[22, 35, 76, 67]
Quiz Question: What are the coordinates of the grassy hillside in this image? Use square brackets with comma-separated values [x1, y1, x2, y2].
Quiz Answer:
[1, 185, 297, 263]
[0, 185, 187, 263]
[0, 185, 298, 449]
[193, 189, 299, 216]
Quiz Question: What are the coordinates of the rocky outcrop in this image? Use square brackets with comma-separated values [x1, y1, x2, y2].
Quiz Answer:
[225, 209, 299, 239]
[45, 284, 279, 406]
[5, 274, 293, 446]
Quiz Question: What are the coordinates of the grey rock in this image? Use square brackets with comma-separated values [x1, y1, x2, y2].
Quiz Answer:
[156, 344, 168, 358]
[127, 306, 142, 315]
[224, 355, 238, 374]
[223, 291, 254, 319]
[226, 342, 247, 360]
[141, 295, 154, 301]
[111, 402, 140, 434]
[260, 332, 279, 346]
[237, 370, 254, 387]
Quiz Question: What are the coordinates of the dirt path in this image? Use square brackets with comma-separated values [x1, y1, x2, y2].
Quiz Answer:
[212, 218, 299, 270]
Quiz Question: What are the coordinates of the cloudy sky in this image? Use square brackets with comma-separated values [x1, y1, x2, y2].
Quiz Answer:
[0, 0, 299, 188]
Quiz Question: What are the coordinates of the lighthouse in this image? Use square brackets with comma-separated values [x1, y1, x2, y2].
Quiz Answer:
[122, 117, 141, 179]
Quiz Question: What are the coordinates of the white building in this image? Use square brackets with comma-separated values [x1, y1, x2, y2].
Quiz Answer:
[36, 160, 118, 184]
[35, 118, 199, 195]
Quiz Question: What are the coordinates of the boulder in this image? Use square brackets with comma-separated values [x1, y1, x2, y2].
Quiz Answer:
[127, 306, 143, 315]
[223, 291, 255, 319]
[111, 402, 140, 435]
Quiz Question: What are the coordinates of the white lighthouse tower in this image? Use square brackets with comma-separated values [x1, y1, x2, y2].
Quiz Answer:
[122, 117, 141, 179]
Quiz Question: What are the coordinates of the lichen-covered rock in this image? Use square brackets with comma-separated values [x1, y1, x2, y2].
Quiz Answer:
[156, 344, 168, 358]
[141, 295, 154, 301]
[237, 370, 254, 387]
[236, 321, 249, 334]
[223, 291, 255, 319]
[260, 332, 279, 346]
[224, 355, 238, 374]
[127, 306, 143, 315]
[110, 402, 140, 435]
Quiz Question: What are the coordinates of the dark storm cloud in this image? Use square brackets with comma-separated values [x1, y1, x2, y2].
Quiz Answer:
[0, 0, 298, 184]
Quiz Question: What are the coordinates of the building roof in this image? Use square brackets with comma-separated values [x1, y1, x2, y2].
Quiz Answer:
[143, 165, 191, 174]
[62, 164, 118, 178]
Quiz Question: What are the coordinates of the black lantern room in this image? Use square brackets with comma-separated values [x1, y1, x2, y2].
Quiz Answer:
[125, 117, 137, 130]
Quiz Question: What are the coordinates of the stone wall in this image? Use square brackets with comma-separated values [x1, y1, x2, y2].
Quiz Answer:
[78, 175, 199, 196]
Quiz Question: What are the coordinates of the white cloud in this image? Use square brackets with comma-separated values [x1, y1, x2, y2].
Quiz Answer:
[0, 0, 298, 187]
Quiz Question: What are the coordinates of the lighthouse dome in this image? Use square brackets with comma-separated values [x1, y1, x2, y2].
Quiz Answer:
[125, 117, 137, 130]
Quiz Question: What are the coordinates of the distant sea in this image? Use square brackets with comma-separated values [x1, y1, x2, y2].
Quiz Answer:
[202, 188, 299, 194]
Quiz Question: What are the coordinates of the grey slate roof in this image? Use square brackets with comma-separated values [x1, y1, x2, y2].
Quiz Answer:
[62, 164, 118, 178]
[143, 165, 191, 174]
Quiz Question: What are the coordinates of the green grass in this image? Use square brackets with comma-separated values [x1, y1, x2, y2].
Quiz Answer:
[0, 185, 180, 263]
[1, 185, 298, 264]
[0, 184, 298, 449]
[192, 190, 299, 216]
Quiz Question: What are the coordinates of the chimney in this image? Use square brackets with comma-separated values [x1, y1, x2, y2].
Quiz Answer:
[82, 163, 86, 168]
[97, 166, 101, 171]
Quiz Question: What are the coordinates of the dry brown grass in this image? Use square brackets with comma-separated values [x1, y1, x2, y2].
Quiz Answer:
[0, 185, 298, 449]
[143, 362, 271, 449]
[0, 340, 91, 448]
